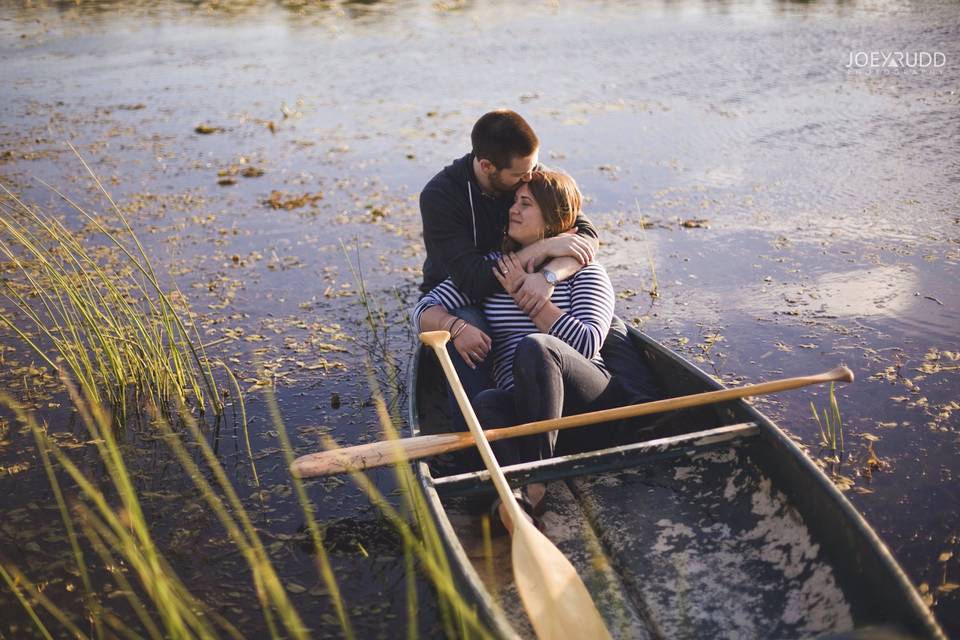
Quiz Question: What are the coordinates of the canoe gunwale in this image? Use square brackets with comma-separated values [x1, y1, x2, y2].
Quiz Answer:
[408, 329, 947, 640]
[631, 329, 946, 640]
[407, 343, 521, 639]
[737, 397, 944, 638]
[430, 421, 760, 497]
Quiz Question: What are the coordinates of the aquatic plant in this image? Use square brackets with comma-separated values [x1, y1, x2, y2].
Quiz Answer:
[0, 193, 489, 639]
[2, 386, 235, 639]
[635, 199, 659, 300]
[0, 145, 221, 423]
[339, 237, 410, 413]
[318, 388, 493, 640]
[0, 365, 492, 639]
[337, 242, 490, 638]
[0, 374, 353, 639]
[810, 382, 845, 456]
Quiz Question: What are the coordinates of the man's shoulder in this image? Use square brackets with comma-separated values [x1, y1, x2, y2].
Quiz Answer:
[422, 152, 471, 194]
[420, 153, 473, 218]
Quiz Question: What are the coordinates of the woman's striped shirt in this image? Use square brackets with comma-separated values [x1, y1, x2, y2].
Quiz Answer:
[412, 260, 615, 391]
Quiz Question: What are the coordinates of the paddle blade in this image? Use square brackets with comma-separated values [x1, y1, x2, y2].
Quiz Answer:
[511, 520, 612, 640]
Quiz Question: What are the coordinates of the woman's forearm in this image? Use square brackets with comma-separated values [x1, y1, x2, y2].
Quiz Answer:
[418, 305, 460, 332]
[531, 301, 563, 333]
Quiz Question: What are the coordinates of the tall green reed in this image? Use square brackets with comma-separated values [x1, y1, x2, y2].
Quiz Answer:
[635, 199, 659, 300]
[335, 242, 491, 638]
[811, 382, 844, 456]
[0, 170, 489, 639]
[3, 385, 224, 639]
[0, 146, 220, 422]
[0, 374, 352, 639]
[2, 370, 490, 639]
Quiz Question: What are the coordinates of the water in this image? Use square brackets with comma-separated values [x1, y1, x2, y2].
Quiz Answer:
[1, 0, 958, 636]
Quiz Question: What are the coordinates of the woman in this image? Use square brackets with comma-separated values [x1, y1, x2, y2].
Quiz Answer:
[412, 170, 622, 532]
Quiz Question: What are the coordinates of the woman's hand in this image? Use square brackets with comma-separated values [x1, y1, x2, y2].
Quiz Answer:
[495, 253, 553, 317]
[495, 253, 531, 295]
[452, 322, 492, 370]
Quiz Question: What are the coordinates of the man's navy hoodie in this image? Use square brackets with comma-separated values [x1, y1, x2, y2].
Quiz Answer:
[419, 153, 598, 298]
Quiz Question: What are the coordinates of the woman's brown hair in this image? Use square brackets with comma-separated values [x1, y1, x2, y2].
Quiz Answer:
[503, 170, 582, 252]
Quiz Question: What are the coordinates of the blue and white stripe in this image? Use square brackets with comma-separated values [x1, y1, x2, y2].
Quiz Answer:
[412, 258, 615, 390]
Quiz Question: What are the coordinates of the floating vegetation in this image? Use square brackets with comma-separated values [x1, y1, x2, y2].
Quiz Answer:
[194, 124, 224, 134]
[859, 433, 889, 482]
[265, 190, 324, 211]
[0, 146, 223, 422]
[218, 162, 266, 181]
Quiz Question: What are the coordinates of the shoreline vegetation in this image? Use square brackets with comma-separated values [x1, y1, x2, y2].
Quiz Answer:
[0, 157, 490, 639]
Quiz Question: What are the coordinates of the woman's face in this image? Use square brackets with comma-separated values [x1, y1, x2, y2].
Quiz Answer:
[507, 184, 546, 247]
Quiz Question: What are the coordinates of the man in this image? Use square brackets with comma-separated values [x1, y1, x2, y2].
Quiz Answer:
[419, 110, 598, 402]
[420, 110, 597, 306]
[418, 109, 659, 443]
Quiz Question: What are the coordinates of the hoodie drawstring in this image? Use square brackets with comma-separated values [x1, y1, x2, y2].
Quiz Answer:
[467, 181, 478, 248]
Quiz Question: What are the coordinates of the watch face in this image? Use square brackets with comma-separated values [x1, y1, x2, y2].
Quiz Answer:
[544, 270, 557, 285]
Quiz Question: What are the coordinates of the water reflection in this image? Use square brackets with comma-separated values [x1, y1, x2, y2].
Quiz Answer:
[743, 265, 919, 318]
[5, 0, 904, 27]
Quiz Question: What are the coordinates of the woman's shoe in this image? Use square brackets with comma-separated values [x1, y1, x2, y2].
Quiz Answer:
[523, 482, 547, 517]
[489, 489, 544, 536]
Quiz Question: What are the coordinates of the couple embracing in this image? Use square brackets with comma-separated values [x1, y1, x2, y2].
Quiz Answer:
[413, 110, 659, 533]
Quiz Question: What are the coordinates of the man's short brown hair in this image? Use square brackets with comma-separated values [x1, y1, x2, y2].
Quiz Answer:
[471, 110, 539, 170]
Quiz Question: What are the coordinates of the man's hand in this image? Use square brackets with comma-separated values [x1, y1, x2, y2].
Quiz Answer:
[494, 253, 553, 317]
[452, 323, 491, 370]
[546, 228, 595, 265]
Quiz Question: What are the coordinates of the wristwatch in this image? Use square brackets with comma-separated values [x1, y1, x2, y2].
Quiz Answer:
[542, 269, 558, 286]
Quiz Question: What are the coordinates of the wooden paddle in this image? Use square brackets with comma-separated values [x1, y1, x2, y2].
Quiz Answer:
[419, 330, 611, 640]
[291, 362, 854, 479]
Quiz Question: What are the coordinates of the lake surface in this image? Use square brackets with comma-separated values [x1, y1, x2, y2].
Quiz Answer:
[1, 0, 958, 636]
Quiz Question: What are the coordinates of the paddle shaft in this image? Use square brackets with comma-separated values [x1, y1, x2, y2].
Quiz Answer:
[290, 359, 853, 478]
[421, 332, 527, 527]
[421, 331, 613, 640]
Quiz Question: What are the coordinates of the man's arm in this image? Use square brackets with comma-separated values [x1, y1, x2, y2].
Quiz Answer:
[513, 209, 599, 272]
[420, 187, 501, 298]
[541, 211, 599, 275]
[510, 211, 601, 315]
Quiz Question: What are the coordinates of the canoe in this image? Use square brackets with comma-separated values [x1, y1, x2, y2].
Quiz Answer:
[408, 326, 945, 639]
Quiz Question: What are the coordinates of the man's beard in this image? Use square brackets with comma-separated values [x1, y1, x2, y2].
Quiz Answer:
[488, 171, 521, 196]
